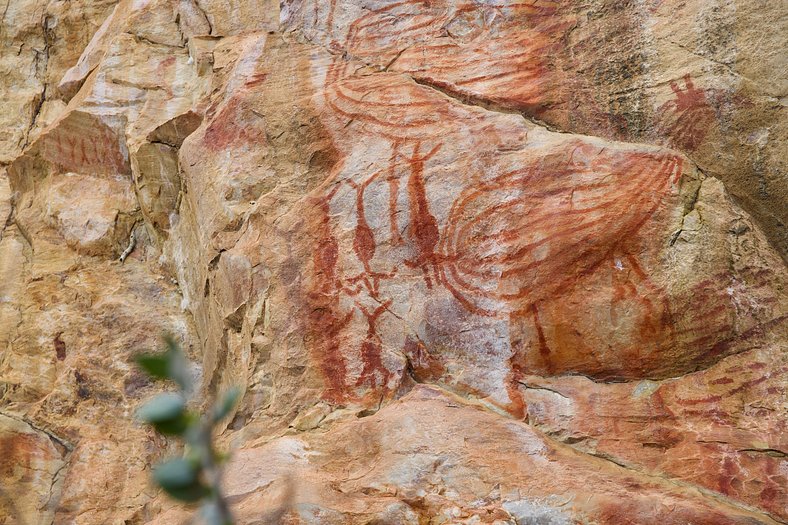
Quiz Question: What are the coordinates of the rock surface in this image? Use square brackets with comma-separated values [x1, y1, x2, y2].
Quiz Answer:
[0, 1, 786, 524]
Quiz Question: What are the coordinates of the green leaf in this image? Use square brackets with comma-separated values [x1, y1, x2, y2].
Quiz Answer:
[137, 393, 193, 435]
[137, 393, 185, 423]
[163, 335, 193, 393]
[153, 458, 209, 503]
[154, 458, 197, 486]
[152, 415, 192, 436]
[212, 386, 242, 423]
[135, 354, 170, 380]
[134, 336, 194, 394]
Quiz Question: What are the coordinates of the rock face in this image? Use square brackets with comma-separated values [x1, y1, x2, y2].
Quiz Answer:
[0, 1, 785, 524]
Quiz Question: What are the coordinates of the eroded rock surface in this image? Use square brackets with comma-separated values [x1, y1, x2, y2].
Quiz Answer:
[0, 1, 785, 524]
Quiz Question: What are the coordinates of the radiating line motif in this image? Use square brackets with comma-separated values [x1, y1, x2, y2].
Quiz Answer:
[438, 147, 683, 317]
[655, 74, 718, 152]
[298, 1, 764, 414]
[326, 0, 568, 116]
[305, 71, 687, 410]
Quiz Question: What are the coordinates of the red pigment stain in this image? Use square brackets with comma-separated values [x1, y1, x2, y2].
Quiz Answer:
[48, 120, 128, 174]
[438, 147, 682, 318]
[307, 191, 352, 403]
[349, 178, 377, 273]
[244, 73, 267, 88]
[54, 333, 66, 361]
[656, 74, 717, 151]
[402, 336, 444, 380]
[203, 96, 266, 152]
[355, 302, 392, 389]
[0, 435, 40, 477]
[717, 456, 737, 496]
[403, 142, 442, 288]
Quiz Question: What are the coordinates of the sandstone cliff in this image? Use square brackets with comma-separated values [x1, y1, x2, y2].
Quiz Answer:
[0, 1, 786, 524]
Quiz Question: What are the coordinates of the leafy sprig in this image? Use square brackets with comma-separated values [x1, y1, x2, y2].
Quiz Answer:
[136, 336, 239, 525]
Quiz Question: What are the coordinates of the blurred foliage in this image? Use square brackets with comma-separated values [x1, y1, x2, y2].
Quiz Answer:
[136, 336, 240, 525]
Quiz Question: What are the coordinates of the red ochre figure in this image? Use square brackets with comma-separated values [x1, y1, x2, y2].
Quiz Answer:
[656, 74, 717, 152]
[438, 149, 682, 317]
[304, 2, 691, 413]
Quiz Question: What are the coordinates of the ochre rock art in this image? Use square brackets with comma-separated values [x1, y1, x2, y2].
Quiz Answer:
[290, 0, 788, 256]
[0, 0, 786, 523]
[655, 74, 719, 152]
[298, 70, 785, 423]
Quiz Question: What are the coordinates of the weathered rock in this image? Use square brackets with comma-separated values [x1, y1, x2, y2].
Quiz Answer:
[0, 242, 195, 522]
[1, 0, 786, 524]
[0, 0, 118, 163]
[286, 0, 788, 258]
[152, 386, 782, 525]
[0, 413, 67, 524]
[522, 343, 788, 520]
